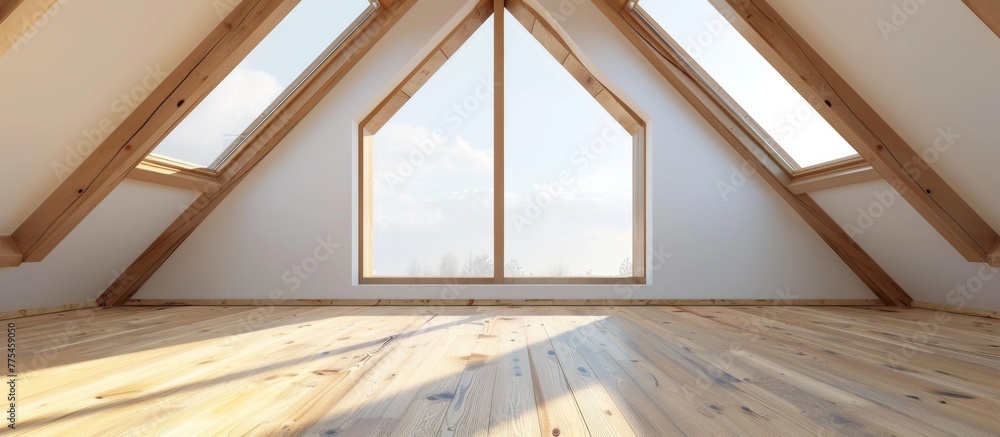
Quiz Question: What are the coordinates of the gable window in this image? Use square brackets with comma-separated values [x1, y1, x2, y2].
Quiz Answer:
[635, 0, 860, 173]
[359, 1, 646, 284]
[150, 0, 374, 169]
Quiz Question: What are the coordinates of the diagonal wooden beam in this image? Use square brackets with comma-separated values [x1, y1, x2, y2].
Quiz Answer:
[595, 0, 911, 306]
[0, 236, 22, 267]
[712, 0, 999, 262]
[10, 0, 300, 263]
[98, 0, 417, 306]
[963, 0, 1000, 38]
[0, 0, 58, 58]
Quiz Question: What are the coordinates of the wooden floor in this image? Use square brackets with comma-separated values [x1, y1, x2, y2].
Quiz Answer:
[9, 305, 1000, 436]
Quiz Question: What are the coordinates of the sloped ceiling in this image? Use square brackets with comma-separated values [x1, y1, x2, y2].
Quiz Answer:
[767, 0, 1000, 234]
[3, 0, 999, 312]
[0, 0, 224, 234]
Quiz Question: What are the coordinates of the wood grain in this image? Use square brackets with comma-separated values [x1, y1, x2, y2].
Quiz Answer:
[964, 0, 1000, 38]
[10, 305, 1000, 435]
[715, 0, 999, 262]
[595, 0, 912, 306]
[120, 299, 885, 307]
[11, 0, 300, 263]
[0, 235, 23, 267]
[0, 0, 58, 58]
[97, 0, 417, 307]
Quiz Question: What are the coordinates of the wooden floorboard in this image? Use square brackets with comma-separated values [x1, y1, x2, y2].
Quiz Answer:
[7, 305, 999, 436]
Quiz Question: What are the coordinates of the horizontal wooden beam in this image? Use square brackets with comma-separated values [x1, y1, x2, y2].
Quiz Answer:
[128, 155, 221, 193]
[963, 0, 1000, 38]
[716, 0, 999, 262]
[360, 276, 646, 285]
[0, 301, 99, 320]
[0, 0, 59, 58]
[988, 239, 1000, 268]
[0, 236, 23, 267]
[787, 164, 880, 195]
[11, 0, 299, 263]
[911, 301, 999, 319]
[599, 0, 911, 306]
[99, 0, 417, 307]
[123, 299, 885, 307]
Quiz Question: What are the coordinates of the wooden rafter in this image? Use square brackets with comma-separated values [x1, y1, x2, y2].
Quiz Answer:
[595, 0, 911, 306]
[963, 0, 1000, 38]
[0, 0, 59, 58]
[10, 0, 300, 263]
[97, 0, 417, 307]
[711, 0, 999, 262]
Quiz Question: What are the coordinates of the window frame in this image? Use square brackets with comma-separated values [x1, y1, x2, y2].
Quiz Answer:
[136, 0, 380, 177]
[631, 0, 866, 179]
[358, 0, 647, 285]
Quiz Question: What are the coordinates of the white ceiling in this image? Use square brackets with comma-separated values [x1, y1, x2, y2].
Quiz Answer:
[813, 181, 1000, 311]
[0, 0, 223, 234]
[1, 0, 999, 312]
[767, 0, 1000, 237]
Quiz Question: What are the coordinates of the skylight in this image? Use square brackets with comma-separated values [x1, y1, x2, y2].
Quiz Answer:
[640, 0, 859, 170]
[151, 0, 372, 168]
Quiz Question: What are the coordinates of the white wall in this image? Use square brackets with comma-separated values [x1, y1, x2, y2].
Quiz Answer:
[135, 0, 873, 301]
[0, 180, 197, 312]
[766, 0, 1000, 238]
[0, 0, 223, 234]
[812, 181, 1000, 312]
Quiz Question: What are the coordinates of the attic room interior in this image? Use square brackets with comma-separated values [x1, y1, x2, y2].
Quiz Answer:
[1, 0, 999, 434]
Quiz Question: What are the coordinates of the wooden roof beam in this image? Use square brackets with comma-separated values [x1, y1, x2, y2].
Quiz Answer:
[711, 0, 999, 262]
[10, 0, 299, 263]
[963, 0, 1000, 38]
[98, 0, 418, 306]
[0, 0, 59, 58]
[596, 0, 911, 306]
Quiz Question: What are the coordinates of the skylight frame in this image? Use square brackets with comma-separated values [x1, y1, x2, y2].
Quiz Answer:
[141, 0, 380, 175]
[357, 0, 647, 285]
[630, 0, 864, 177]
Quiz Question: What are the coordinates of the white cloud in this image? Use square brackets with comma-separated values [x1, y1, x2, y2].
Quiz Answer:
[152, 67, 284, 166]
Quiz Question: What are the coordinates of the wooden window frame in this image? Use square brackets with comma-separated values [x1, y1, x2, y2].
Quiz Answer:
[630, 1, 869, 185]
[135, 1, 380, 180]
[358, 0, 647, 285]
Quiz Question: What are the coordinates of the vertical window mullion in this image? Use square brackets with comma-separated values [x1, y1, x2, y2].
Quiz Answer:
[494, 0, 505, 284]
